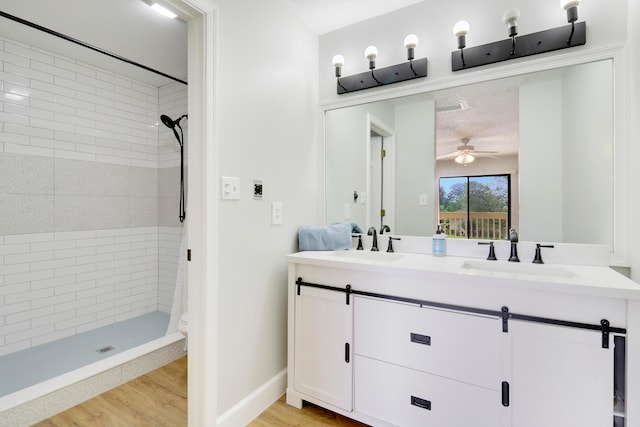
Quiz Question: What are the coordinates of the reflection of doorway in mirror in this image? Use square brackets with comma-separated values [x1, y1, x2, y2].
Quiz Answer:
[367, 115, 395, 234]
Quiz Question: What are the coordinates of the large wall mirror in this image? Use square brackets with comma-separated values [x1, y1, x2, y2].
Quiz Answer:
[326, 59, 613, 249]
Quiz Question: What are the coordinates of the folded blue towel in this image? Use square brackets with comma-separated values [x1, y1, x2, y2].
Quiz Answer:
[298, 223, 352, 251]
[350, 223, 363, 234]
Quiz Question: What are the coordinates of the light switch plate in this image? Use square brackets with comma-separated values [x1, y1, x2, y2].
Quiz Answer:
[272, 201, 282, 225]
[419, 193, 428, 206]
[358, 191, 367, 204]
[221, 176, 240, 200]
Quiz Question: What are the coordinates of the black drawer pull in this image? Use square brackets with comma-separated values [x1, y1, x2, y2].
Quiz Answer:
[345, 342, 350, 363]
[411, 395, 431, 411]
[410, 332, 431, 346]
[502, 381, 510, 407]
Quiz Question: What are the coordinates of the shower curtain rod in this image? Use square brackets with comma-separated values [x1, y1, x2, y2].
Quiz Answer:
[0, 10, 188, 86]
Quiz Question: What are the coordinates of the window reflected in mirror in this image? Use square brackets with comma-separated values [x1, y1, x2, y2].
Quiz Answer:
[439, 175, 511, 240]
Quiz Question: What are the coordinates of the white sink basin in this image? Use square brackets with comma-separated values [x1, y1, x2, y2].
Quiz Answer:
[460, 260, 574, 278]
[332, 250, 403, 263]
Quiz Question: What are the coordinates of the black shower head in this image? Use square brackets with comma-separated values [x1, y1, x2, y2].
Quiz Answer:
[160, 114, 188, 130]
[160, 114, 175, 129]
[160, 114, 188, 147]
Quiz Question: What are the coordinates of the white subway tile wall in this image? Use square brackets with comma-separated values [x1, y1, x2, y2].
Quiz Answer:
[0, 35, 187, 355]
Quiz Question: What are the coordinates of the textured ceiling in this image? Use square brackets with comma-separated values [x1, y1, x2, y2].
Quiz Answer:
[393, 78, 521, 160]
[286, 0, 424, 34]
[435, 79, 519, 159]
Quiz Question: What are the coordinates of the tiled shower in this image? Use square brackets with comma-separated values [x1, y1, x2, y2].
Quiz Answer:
[0, 34, 187, 358]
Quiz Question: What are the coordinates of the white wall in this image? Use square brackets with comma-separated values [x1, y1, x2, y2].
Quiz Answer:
[519, 78, 563, 242]
[561, 61, 613, 246]
[212, 0, 318, 417]
[394, 99, 436, 236]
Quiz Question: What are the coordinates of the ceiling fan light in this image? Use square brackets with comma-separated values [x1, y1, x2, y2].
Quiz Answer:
[455, 153, 475, 165]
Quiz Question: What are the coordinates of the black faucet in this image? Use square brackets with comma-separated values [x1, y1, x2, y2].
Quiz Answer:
[387, 236, 401, 253]
[367, 227, 379, 251]
[508, 228, 520, 262]
[380, 225, 391, 235]
[478, 241, 497, 260]
[533, 243, 555, 264]
[352, 234, 364, 250]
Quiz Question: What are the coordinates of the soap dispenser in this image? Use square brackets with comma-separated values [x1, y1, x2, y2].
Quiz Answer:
[432, 223, 447, 256]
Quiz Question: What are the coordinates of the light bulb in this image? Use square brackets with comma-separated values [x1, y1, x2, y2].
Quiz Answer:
[332, 55, 344, 68]
[502, 8, 520, 25]
[503, 8, 520, 38]
[453, 20, 470, 37]
[560, 0, 581, 10]
[364, 46, 378, 60]
[365, 46, 378, 70]
[455, 153, 474, 165]
[453, 21, 469, 51]
[561, 0, 580, 22]
[404, 34, 419, 61]
[404, 34, 419, 49]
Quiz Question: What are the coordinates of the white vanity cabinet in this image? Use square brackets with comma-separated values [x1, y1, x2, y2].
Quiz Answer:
[353, 296, 506, 427]
[510, 321, 614, 427]
[286, 252, 638, 427]
[293, 285, 353, 411]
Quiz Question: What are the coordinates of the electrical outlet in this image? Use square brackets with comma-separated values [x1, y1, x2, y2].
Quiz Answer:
[221, 176, 240, 200]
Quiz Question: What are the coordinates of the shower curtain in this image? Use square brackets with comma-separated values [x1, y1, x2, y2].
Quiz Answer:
[167, 223, 188, 334]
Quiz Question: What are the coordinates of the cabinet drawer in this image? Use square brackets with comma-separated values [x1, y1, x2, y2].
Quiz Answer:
[355, 355, 502, 427]
[354, 296, 501, 388]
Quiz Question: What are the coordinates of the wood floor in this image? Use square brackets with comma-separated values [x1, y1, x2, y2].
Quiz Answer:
[249, 396, 370, 427]
[34, 356, 188, 427]
[35, 356, 368, 426]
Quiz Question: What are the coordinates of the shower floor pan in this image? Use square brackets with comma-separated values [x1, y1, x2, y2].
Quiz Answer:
[0, 311, 170, 397]
[0, 311, 186, 426]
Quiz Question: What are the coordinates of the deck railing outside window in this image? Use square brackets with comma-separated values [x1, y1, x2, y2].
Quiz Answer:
[439, 212, 509, 240]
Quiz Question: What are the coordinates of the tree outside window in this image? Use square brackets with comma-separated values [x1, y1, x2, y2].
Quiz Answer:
[439, 175, 510, 240]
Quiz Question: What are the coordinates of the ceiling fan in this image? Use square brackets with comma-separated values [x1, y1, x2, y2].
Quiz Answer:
[440, 137, 499, 166]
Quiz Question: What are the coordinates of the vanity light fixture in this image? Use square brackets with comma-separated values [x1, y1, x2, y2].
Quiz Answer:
[332, 35, 428, 95]
[451, 3, 585, 71]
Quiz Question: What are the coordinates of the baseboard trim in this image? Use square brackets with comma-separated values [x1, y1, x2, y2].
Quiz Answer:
[217, 368, 287, 427]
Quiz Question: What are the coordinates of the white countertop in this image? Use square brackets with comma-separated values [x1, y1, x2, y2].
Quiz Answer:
[287, 250, 640, 301]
